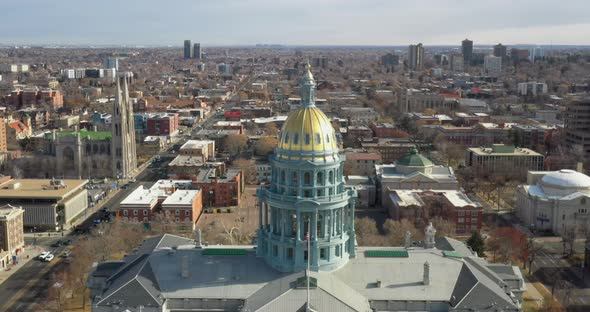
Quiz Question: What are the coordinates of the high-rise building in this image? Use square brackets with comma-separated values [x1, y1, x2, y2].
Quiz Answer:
[565, 98, 590, 160]
[407, 43, 424, 70]
[450, 54, 464, 72]
[462, 38, 473, 64]
[484, 55, 502, 77]
[193, 43, 201, 59]
[183, 40, 192, 59]
[103, 57, 119, 70]
[111, 73, 137, 178]
[529, 47, 544, 63]
[493, 43, 507, 59]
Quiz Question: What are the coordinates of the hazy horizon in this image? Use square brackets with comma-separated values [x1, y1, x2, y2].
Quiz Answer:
[1, 0, 589, 46]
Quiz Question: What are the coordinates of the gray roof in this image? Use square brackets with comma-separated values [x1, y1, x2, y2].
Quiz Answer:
[93, 235, 522, 312]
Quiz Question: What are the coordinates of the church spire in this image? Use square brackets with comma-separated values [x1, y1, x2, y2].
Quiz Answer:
[300, 62, 316, 107]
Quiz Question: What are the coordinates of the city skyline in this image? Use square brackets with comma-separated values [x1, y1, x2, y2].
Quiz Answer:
[1, 0, 590, 46]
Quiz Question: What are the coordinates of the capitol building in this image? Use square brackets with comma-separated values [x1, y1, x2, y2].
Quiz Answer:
[517, 169, 590, 235]
[89, 66, 525, 312]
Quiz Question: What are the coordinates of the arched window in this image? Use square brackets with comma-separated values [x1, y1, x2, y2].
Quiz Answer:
[315, 133, 321, 144]
[291, 171, 298, 184]
[329, 170, 334, 184]
[326, 134, 330, 143]
[284, 133, 289, 144]
[304, 172, 311, 185]
[294, 133, 299, 144]
[281, 170, 286, 183]
[305, 134, 310, 145]
[317, 172, 323, 185]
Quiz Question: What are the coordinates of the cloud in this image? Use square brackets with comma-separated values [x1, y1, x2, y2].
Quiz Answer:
[0, 0, 589, 45]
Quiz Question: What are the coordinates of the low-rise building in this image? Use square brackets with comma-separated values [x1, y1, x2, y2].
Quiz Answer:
[360, 138, 416, 164]
[146, 113, 180, 138]
[343, 151, 381, 176]
[119, 180, 201, 229]
[0, 178, 88, 230]
[376, 149, 459, 205]
[465, 144, 544, 178]
[517, 169, 590, 235]
[0, 205, 24, 265]
[193, 168, 243, 208]
[389, 190, 482, 234]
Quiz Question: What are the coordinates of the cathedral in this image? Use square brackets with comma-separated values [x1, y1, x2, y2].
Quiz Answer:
[32, 74, 137, 179]
[89, 67, 525, 312]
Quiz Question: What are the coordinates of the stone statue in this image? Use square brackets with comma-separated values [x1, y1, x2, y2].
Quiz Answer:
[404, 231, 412, 249]
[424, 222, 436, 249]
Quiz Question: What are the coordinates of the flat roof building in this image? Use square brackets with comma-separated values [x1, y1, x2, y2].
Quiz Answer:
[465, 144, 544, 179]
[0, 178, 88, 230]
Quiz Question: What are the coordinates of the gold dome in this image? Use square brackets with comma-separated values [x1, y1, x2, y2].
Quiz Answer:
[276, 106, 339, 161]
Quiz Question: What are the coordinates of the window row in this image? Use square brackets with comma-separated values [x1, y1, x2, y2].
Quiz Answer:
[281, 132, 336, 146]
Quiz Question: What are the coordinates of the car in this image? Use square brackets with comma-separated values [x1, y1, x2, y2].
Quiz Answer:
[43, 254, 55, 262]
[61, 250, 72, 258]
[93, 219, 102, 226]
[51, 241, 62, 247]
[62, 239, 72, 245]
[38, 251, 51, 260]
[129, 178, 137, 183]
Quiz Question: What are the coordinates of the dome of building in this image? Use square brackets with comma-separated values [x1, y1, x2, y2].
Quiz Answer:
[275, 65, 339, 162]
[395, 148, 434, 175]
[396, 148, 433, 167]
[541, 169, 590, 188]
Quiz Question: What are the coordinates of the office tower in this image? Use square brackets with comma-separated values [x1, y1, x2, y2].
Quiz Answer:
[484, 55, 502, 77]
[493, 43, 507, 59]
[565, 98, 590, 160]
[111, 73, 137, 178]
[407, 43, 424, 70]
[529, 47, 544, 63]
[193, 43, 201, 60]
[184, 40, 192, 59]
[103, 57, 119, 70]
[462, 39, 473, 65]
[450, 54, 464, 72]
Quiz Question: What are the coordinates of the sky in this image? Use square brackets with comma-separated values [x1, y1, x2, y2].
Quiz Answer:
[1, 0, 590, 46]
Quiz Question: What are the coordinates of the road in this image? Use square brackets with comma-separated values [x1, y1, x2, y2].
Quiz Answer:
[0, 157, 165, 311]
[533, 249, 590, 311]
[0, 242, 69, 312]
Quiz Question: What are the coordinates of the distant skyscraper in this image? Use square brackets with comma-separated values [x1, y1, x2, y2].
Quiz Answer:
[184, 40, 192, 59]
[493, 43, 507, 59]
[193, 43, 201, 60]
[484, 55, 502, 77]
[462, 39, 473, 65]
[103, 57, 119, 70]
[450, 54, 464, 72]
[529, 47, 544, 63]
[407, 43, 424, 70]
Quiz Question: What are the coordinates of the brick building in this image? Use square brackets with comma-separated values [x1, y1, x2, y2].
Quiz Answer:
[193, 168, 243, 208]
[146, 113, 180, 138]
[7, 88, 63, 110]
[388, 190, 482, 234]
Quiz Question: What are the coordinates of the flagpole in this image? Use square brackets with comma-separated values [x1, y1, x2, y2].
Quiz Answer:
[306, 220, 310, 311]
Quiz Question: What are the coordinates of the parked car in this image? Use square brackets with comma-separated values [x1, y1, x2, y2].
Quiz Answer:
[43, 254, 55, 262]
[61, 250, 71, 258]
[51, 241, 62, 247]
[62, 239, 72, 245]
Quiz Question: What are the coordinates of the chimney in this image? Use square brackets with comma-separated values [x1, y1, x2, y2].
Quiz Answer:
[181, 255, 189, 278]
[423, 261, 430, 285]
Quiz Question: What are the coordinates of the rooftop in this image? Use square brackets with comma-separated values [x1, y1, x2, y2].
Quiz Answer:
[468, 145, 542, 156]
[0, 204, 24, 219]
[0, 179, 87, 200]
[180, 140, 214, 150]
[55, 129, 112, 141]
[161, 190, 200, 206]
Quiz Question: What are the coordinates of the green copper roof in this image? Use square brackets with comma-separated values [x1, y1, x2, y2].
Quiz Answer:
[365, 250, 409, 258]
[202, 248, 247, 256]
[443, 250, 463, 258]
[396, 148, 433, 167]
[56, 129, 112, 140]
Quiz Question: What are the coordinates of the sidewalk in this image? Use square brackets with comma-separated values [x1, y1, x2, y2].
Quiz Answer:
[0, 244, 45, 286]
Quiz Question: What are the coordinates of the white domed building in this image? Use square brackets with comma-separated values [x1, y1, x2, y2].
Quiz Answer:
[517, 169, 590, 235]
